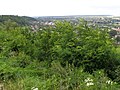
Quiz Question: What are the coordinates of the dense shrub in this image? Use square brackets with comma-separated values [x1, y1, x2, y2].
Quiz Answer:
[4, 61, 120, 90]
[0, 20, 120, 87]
[48, 21, 118, 72]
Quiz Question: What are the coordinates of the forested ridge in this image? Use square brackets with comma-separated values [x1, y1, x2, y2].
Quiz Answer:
[0, 15, 120, 90]
[0, 15, 37, 26]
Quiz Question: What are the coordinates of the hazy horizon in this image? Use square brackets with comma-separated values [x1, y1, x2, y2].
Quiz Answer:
[0, 0, 120, 17]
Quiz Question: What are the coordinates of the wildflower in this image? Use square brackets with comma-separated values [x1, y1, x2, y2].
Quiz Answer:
[85, 77, 93, 83]
[31, 87, 39, 90]
[40, 28, 42, 30]
[85, 77, 94, 86]
[86, 82, 94, 86]
[106, 80, 113, 85]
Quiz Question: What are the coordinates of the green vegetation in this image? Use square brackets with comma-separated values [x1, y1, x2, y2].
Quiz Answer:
[0, 18, 120, 90]
[0, 15, 37, 26]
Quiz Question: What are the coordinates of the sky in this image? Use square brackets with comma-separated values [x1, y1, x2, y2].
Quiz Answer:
[0, 0, 120, 16]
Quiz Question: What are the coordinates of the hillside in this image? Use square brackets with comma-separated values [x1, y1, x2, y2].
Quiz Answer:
[0, 15, 37, 26]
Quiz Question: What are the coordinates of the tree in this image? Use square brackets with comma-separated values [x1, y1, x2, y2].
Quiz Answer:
[48, 21, 117, 73]
[3, 19, 18, 30]
[0, 20, 119, 81]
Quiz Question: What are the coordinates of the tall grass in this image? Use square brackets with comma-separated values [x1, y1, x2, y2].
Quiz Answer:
[1, 61, 120, 90]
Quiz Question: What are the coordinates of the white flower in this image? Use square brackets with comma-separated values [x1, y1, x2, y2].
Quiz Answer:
[40, 28, 42, 30]
[106, 80, 113, 85]
[86, 82, 94, 86]
[106, 80, 110, 84]
[85, 77, 93, 83]
[31, 87, 39, 90]
[85, 77, 94, 86]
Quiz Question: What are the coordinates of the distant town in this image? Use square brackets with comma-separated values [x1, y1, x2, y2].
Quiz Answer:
[30, 15, 120, 44]
[0, 15, 120, 44]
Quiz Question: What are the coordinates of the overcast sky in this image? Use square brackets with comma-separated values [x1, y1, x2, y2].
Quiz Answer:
[0, 0, 120, 16]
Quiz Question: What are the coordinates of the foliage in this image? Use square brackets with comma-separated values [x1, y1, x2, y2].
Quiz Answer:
[0, 15, 37, 26]
[3, 61, 120, 90]
[0, 20, 120, 89]
[50, 21, 117, 73]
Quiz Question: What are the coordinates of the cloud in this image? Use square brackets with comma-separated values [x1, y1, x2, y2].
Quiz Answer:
[0, 0, 120, 16]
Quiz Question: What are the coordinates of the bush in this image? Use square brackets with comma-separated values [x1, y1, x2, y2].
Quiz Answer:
[4, 61, 120, 90]
[0, 20, 120, 88]
[48, 21, 117, 73]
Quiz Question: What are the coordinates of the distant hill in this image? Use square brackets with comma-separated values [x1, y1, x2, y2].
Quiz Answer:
[0, 15, 37, 26]
[36, 15, 112, 21]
